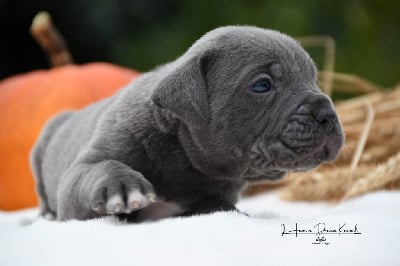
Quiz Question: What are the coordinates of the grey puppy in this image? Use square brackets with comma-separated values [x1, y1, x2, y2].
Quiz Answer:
[31, 26, 344, 222]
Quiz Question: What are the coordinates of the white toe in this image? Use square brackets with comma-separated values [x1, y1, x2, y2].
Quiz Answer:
[127, 190, 148, 211]
[106, 195, 124, 213]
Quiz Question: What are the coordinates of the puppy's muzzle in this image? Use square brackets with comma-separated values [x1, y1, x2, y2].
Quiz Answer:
[280, 94, 344, 163]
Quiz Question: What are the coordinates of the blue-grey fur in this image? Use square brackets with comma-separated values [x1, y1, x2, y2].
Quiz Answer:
[30, 26, 344, 222]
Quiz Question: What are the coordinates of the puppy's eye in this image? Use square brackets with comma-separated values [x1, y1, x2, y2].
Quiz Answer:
[250, 79, 271, 93]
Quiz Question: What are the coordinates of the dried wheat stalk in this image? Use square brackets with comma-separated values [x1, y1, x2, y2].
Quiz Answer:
[343, 152, 400, 199]
[280, 166, 374, 201]
[320, 71, 383, 94]
[298, 36, 335, 96]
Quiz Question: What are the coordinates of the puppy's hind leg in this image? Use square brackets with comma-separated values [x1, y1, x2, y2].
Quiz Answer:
[30, 111, 73, 219]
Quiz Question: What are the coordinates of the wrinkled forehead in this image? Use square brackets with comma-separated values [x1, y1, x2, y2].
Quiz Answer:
[224, 34, 317, 80]
[194, 27, 318, 81]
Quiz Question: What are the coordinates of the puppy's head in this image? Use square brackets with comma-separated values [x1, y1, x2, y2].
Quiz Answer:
[152, 26, 344, 181]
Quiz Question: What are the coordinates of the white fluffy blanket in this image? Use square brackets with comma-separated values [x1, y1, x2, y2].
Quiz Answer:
[1, 191, 399, 266]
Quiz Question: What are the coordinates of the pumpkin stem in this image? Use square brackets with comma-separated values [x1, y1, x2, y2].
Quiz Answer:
[30, 11, 74, 67]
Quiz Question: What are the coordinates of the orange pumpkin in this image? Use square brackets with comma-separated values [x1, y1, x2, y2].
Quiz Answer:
[0, 62, 139, 210]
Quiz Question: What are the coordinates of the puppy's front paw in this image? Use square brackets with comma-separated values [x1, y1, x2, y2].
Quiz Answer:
[89, 174, 156, 215]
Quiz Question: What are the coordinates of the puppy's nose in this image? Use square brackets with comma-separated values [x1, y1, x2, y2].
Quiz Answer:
[311, 104, 337, 133]
[297, 94, 339, 133]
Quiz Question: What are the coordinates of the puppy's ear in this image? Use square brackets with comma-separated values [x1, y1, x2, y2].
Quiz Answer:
[151, 51, 213, 127]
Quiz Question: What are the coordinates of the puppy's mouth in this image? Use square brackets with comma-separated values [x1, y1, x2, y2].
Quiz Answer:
[271, 115, 343, 170]
[280, 113, 344, 161]
[243, 113, 344, 182]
